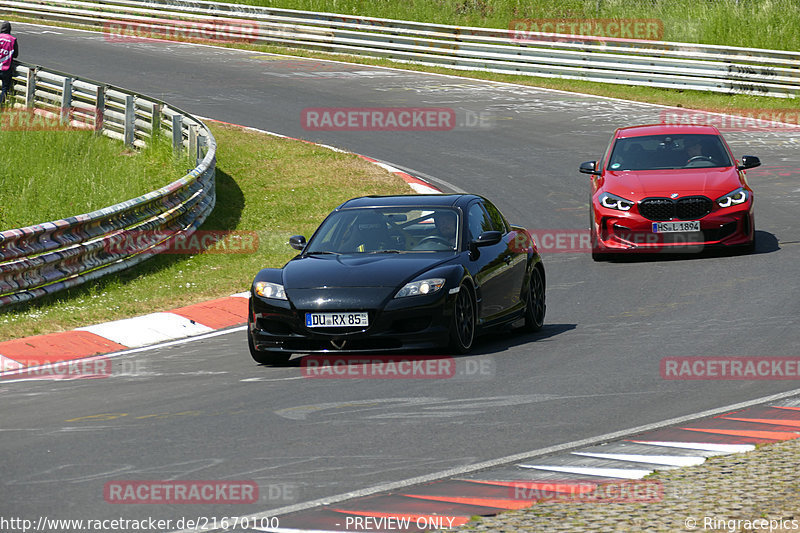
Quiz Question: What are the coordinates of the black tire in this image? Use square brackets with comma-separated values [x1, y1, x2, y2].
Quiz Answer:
[448, 283, 476, 354]
[247, 328, 291, 366]
[523, 267, 546, 332]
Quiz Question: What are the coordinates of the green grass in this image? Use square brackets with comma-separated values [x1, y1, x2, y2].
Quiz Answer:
[225, 0, 800, 51]
[0, 125, 191, 229]
[0, 122, 411, 340]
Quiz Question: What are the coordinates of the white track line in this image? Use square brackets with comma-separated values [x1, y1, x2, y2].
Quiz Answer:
[630, 441, 755, 454]
[571, 451, 706, 467]
[517, 465, 654, 479]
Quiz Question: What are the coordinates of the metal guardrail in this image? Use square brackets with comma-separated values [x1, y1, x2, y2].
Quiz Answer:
[2, 0, 800, 97]
[0, 61, 216, 307]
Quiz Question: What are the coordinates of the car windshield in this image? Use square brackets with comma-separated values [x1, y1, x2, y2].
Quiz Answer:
[305, 207, 460, 254]
[607, 134, 733, 171]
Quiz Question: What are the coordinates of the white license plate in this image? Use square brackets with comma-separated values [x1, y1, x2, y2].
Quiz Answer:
[305, 312, 369, 328]
[652, 221, 700, 233]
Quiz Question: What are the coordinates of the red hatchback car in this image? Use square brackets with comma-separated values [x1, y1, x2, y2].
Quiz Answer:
[580, 124, 760, 260]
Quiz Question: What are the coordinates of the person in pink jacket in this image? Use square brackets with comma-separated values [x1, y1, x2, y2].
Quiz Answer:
[1, 21, 19, 107]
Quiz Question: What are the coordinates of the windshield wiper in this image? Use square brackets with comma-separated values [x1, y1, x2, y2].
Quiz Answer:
[305, 251, 341, 255]
[366, 250, 403, 254]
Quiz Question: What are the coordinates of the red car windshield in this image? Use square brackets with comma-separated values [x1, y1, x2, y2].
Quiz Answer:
[607, 134, 733, 171]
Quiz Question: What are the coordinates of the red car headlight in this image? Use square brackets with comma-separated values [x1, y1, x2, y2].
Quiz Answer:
[716, 188, 748, 208]
[599, 192, 634, 212]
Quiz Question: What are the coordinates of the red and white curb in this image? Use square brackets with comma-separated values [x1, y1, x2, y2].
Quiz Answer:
[0, 293, 250, 372]
[0, 121, 441, 374]
[361, 157, 440, 195]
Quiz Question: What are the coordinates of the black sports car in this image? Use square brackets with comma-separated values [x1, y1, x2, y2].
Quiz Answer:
[247, 194, 545, 364]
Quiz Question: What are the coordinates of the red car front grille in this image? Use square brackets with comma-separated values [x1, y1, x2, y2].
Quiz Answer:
[639, 196, 712, 221]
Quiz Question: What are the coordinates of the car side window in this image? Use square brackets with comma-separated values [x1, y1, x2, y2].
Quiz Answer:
[467, 203, 494, 241]
[482, 200, 509, 234]
[310, 212, 355, 252]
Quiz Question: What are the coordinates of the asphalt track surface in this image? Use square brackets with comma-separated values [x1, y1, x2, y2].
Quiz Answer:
[2, 24, 800, 527]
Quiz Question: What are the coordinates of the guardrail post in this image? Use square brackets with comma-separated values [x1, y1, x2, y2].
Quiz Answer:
[188, 124, 199, 163]
[25, 68, 36, 108]
[94, 85, 105, 135]
[151, 103, 162, 138]
[60, 77, 72, 125]
[197, 132, 207, 164]
[172, 114, 184, 152]
[124, 94, 135, 145]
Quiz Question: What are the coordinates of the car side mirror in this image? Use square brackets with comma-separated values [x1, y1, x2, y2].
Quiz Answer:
[289, 235, 306, 251]
[579, 161, 602, 175]
[738, 156, 761, 171]
[472, 231, 502, 247]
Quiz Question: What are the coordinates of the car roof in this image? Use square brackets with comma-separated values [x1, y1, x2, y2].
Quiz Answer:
[338, 194, 479, 209]
[615, 124, 722, 138]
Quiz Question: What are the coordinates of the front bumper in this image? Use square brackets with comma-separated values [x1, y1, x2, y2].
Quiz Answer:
[592, 201, 754, 253]
[249, 288, 454, 353]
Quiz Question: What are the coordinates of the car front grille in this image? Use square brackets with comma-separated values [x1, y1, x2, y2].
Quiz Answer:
[676, 197, 712, 220]
[638, 199, 673, 221]
[639, 196, 712, 221]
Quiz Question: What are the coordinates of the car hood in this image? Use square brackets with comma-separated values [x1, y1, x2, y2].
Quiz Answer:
[604, 167, 742, 200]
[282, 253, 453, 289]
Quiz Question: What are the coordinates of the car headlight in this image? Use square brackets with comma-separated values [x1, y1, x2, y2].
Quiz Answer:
[395, 278, 445, 298]
[254, 281, 287, 300]
[716, 187, 748, 208]
[598, 192, 634, 211]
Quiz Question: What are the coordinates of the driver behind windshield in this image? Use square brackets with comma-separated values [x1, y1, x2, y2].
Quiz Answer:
[681, 136, 731, 167]
[431, 211, 457, 248]
[685, 139, 707, 164]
